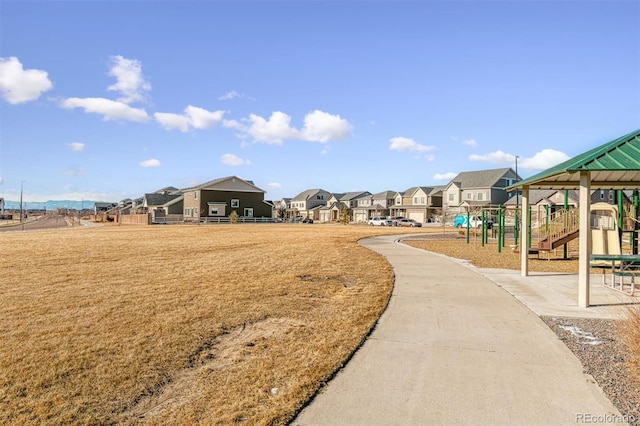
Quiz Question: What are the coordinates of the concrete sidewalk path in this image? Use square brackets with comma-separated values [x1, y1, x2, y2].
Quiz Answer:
[293, 235, 624, 426]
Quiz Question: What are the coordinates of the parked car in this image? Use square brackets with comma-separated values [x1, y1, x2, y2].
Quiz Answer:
[453, 214, 493, 229]
[396, 218, 422, 227]
[390, 216, 405, 226]
[302, 218, 314, 224]
[368, 216, 392, 226]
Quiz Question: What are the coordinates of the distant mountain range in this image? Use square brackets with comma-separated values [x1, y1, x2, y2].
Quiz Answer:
[1, 200, 102, 211]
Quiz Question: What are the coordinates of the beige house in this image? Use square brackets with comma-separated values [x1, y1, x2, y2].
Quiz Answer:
[390, 186, 444, 223]
[289, 189, 332, 220]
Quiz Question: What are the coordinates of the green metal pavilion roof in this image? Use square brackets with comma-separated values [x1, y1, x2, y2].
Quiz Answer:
[506, 129, 640, 191]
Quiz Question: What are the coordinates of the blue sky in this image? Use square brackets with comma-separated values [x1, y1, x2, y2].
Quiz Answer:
[1, 0, 638, 203]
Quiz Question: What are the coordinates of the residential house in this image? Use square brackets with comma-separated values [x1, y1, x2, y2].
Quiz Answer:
[390, 186, 444, 223]
[351, 190, 396, 221]
[289, 188, 332, 220]
[142, 188, 184, 223]
[443, 167, 520, 214]
[272, 198, 291, 219]
[318, 191, 371, 222]
[352, 194, 374, 223]
[182, 176, 271, 221]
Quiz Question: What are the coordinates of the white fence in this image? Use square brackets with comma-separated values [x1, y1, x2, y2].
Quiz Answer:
[153, 215, 279, 225]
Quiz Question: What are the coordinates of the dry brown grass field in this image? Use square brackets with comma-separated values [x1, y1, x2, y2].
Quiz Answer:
[0, 223, 443, 425]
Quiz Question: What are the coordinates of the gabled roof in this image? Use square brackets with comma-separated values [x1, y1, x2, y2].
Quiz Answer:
[507, 130, 640, 190]
[183, 176, 265, 193]
[372, 190, 396, 199]
[339, 191, 371, 201]
[144, 193, 182, 207]
[291, 188, 330, 201]
[448, 167, 515, 189]
[154, 186, 180, 194]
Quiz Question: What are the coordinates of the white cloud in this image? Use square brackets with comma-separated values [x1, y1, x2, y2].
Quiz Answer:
[267, 182, 282, 189]
[389, 137, 435, 152]
[154, 105, 225, 132]
[425, 154, 436, 162]
[154, 112, 190, 132]
[222, 119, 245, 130]
[468, 148, 569, 171]
[60, 97, 149, 122]
[0, 56, 53, 104]
[69, 142, 85, 152]
[247, 111, 299, 144]
[242, 110, 352, 144]
[469, 150, 515, 163]
[139, 158, 161, 168]
[219, 90, 240, 100]
[107, 55, 151, 104]
[463, 139, 478, 147]
[519, 149, 570, 170]
[434, 172, 457, 181]
[185, 105, 225, 129]
[300, 110, 351, 143]
[220, 154, 252, 166]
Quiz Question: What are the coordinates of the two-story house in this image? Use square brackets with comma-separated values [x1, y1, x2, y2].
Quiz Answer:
[390, 186, 444, 223]
[443, 168, 520, 214]
[318, 191, 371, 223]
[182, 176, 272, 221]
[290, 189, 332, 220]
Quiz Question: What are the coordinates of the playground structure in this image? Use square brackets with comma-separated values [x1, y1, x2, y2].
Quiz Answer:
[458, 189, 640, 258]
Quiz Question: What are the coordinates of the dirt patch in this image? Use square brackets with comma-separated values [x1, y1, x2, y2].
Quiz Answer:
[125, 317, 306, 422]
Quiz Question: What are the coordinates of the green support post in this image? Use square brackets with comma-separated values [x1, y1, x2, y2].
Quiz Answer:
[545, 204, 549, 234]
[481, 210, 485, 247]
[631, 189, 640, 254]
[564, 190, 569, 259]
[514, 208, 519, 246]
[466, 211, 470, 244]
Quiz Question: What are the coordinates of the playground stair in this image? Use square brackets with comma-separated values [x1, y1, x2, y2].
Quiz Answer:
[528, 208, 580, 255]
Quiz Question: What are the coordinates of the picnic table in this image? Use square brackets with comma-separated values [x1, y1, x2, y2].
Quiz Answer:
[590, 254, 640, 296]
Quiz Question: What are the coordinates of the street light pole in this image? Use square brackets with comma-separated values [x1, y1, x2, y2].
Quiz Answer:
[19, 180, 25, 223]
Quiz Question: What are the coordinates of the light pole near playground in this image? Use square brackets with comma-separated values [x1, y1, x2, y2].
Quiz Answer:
[515, 156, 520, 207]
[19, 180, 25, 223]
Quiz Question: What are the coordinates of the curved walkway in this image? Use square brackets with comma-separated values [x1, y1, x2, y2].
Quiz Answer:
[293, 234, 624, 425]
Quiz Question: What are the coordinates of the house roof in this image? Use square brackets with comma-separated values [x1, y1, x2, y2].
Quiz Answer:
[372, 190, 396, 199]
[448, 167, 515, 189]
[502, 189, 580, 206]
[506, 130, 640, 191]
[291, 188, 330, 201]
[339, 191, 371, 201]
[144, 193, 182, 207]
[182, 176, 265, 193]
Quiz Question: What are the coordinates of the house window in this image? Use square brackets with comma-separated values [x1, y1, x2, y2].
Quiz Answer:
[421, 197, 425, 204]
[466, 193, 473, 200]
[194, 191, 198, 200]
[600, 190, 605, 200]
[231, 199, 239, 208]
[317, 195, 324, 200]
[414, 197, 418, 204]
[448, 193, 455, 201]
[609, 192, 614, 200]
[477, 193, 484, 201]
[244, 208, 254, 217]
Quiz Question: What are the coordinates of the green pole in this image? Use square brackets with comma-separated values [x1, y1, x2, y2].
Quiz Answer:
[634, 190, 639, 255]
[564, 190, 569, 259]
[514, 208, 519, 246]
[528, 206, 532, 248]
[545, 204, 549, 234]
[481, 210, 485, 247]
[497, 206, 502, 253]
[466, 210, 470, 244]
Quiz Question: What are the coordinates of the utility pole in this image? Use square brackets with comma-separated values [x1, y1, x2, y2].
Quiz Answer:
[19, 180, 25, 223]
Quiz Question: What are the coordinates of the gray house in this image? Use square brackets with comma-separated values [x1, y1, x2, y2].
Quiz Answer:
[443, 167, 520, 213]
